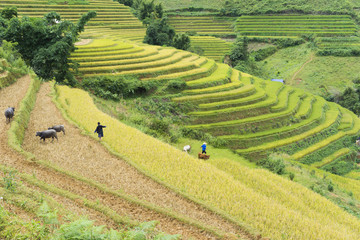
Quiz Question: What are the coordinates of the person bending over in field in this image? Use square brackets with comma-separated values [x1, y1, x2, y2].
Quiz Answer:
[94, 122, 106, 140]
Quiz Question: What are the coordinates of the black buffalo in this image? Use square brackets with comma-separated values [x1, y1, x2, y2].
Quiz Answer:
[36, 129, 58, 142]
[4, 107, 15, 123]
[48, 125, 65, 135]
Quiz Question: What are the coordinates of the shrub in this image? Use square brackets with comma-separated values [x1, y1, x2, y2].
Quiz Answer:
[229, 37, 249, 66]
[143, 18, 175, 46]
[149, 118, 169, 134]
[289, 172, 295, 181]
[253, 46, 277, 61]
[81, 75, 157, 100]
[180, 127, 227, 147]
[257, 153, 286, 175]
[328, 183, 334, 192]
[166, 79, 187, 91]
[322, 160, 357, 176]
[173, 33, 191, 50]
[117, 0, 133, 7]
[3, 170, 18, 192]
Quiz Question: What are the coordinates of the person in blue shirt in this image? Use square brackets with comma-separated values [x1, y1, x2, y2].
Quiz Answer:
[201, 142, 207, 154]
[94, 122, 106, 140]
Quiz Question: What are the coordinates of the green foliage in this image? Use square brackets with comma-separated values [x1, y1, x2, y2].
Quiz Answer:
[338, 87, 360, 115]
[257, 153, 286, 175]
[143, 18, 175, 46]
[81, 75, 157, 100]
[0, 205, 49, 240]
[252, 46, 277, 61]
[53, 217, 180, 239]
[149, 118, 170, 134]
[220, 0, 354, 16]
[0, 7, 17, 20]
[316, 47, 360, 57]
[173, 33, 191, 50]
[0, 11, 96, 85]
[0, 41, 28, 78]
[166, 79, 187, 91]
[48, 0, 89, 4]
[188, 45, 204, 55]
[117, 0, 134, 7]
[3, 171, 18, 192]
[138, 0, 163, 21]
[322, 160, 358, 176]
[289, 172, 295, 181]
[229, 37, 249, 66]
[181, 127, 228, 147]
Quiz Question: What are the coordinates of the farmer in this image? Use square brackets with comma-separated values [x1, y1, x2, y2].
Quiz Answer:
[201, 142, 207, 154]
[94, 122, 106, 140]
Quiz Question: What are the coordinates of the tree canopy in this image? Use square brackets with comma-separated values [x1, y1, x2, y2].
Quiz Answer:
[0, 8, 96, 85]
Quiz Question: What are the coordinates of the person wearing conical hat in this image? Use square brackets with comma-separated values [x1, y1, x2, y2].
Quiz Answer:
[201, 142, 207, 154]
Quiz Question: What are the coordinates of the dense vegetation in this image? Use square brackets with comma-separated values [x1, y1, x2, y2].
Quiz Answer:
[0, 7, 96, 85]
[220, 0, 355, 16]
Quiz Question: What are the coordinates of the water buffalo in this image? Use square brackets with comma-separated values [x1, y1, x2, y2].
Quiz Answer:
[48, 125, 65, 135]
[4, 107, 15, 123]
[36, 129, 58, 142]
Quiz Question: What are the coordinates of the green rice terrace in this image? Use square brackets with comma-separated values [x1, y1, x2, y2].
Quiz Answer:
[189, 36, 232, 62]
[235, 15, 357, 37]
[1, 0, 360, 239]
[167, 15, 236, 37]
[0, 0, 146, 41]
[72, 37, 360, 180]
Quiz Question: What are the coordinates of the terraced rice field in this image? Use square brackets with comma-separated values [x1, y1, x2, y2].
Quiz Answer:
[190, 36, 232, 62]
[0, 0, 146, 41]
[316, 37, 360, 52]
[2, 0, 360, 238]
[167, 15, 236, 36]
[235, 15, 357, 37]
[71, 38, 360, 171]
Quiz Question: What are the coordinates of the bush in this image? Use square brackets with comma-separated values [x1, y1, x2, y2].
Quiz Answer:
[257, 153, 286, 175]
[229, 37, 249, 66]
[180, 127, 228, 147]
[322, 160, 357, 176]
[166, 79, 187, 91]
[149, 118, 169, 134]
[173, 33, 191, 50]
[81, 75, 157, 100]
[143, 18, 175, 46]
[117, 0, 133, 7]
[328, 183, 334, 192]
[252, 46, 277, 61]
[188, 45, 204, 55]
[289, 172, 295, 181]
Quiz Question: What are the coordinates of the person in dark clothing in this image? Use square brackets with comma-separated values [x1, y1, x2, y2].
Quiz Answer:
[201, 142, 207, 154]
[94, 122, 106, 140]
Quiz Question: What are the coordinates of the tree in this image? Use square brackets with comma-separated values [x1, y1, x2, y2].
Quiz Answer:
[1, 7, 17, 20]
[138, 0, 163, 21]
[229, 36, 249, 66]
[143, 18, 175, 46]
[0, 10, 96, 85]
[173, 33, 190, 50]
[338, 87, 360, 115]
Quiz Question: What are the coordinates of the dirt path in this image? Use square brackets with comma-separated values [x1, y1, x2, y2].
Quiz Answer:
[290, 53, 314, 84]
[0, 76, 120, 228]
[18, 83, 254, 239]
